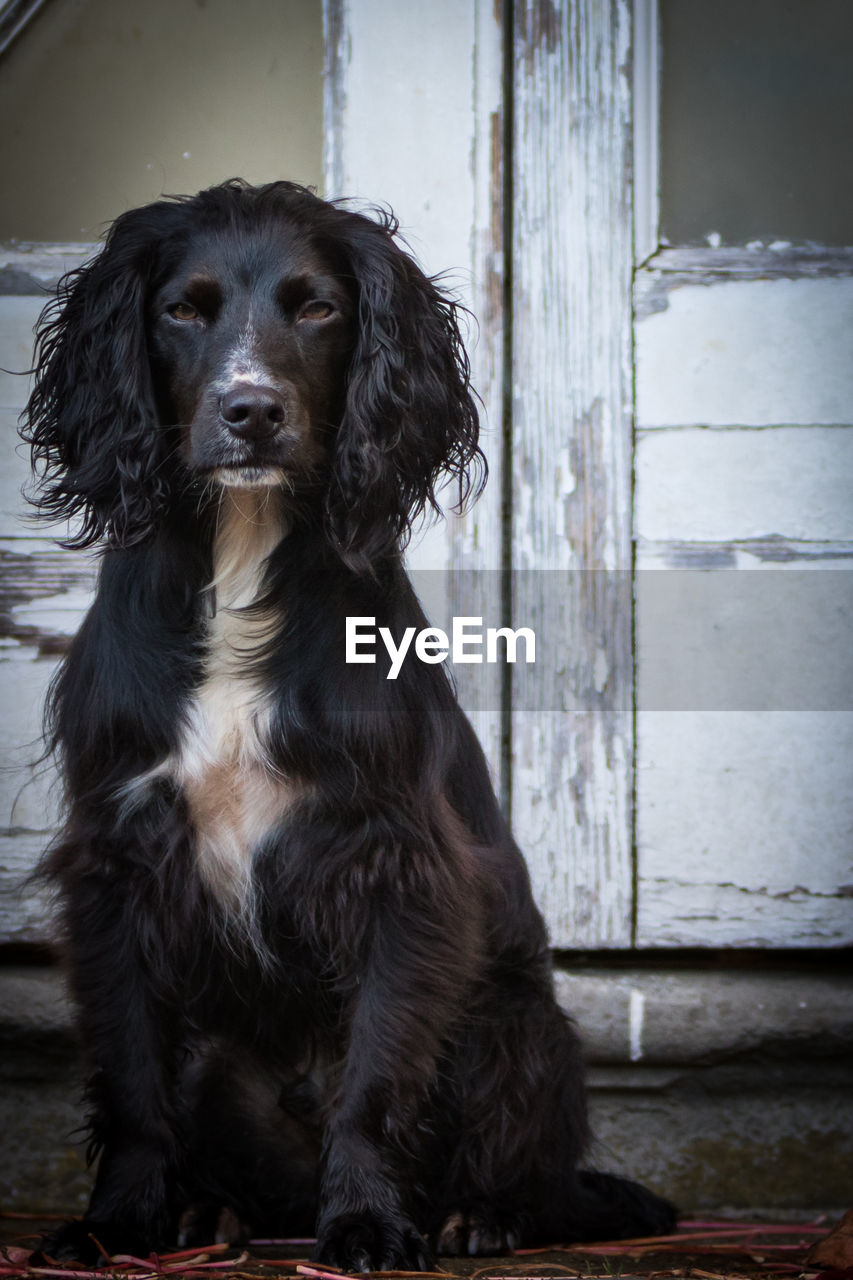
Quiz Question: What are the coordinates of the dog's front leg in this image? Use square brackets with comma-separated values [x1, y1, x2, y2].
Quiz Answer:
[313, 895, 477, 1272]
[43, 866, 185, 1264]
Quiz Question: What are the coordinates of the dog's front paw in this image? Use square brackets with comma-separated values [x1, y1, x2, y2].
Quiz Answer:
[436, 1209, 521, 1256]
[39, 1217, 154, 1266]
[314, 1211, 435, 1272]
[177, 1204, 249, 1248]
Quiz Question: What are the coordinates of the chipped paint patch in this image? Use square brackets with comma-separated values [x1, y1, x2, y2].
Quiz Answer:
[629, 988, 645, 1061]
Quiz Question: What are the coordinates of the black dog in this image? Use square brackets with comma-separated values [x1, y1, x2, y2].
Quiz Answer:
[23, 180, 674, 1269]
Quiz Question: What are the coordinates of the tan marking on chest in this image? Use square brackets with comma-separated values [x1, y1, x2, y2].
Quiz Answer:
[175, 488, 298, 907]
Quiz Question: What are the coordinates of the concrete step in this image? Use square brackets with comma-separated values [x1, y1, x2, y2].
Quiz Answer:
[1, 964, 851, 1213]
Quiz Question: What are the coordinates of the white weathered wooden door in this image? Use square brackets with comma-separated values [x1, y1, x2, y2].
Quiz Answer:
[325, 0, 853, 952]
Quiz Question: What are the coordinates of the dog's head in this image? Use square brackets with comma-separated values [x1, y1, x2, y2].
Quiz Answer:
[149, 208, 354, 499]
[23, 180, 483, 569]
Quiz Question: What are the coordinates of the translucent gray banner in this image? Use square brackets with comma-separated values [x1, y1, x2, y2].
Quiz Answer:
[400, 569, 853, 712]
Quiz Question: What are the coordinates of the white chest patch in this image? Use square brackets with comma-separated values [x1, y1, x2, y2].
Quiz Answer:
[173, 488, 297, 908]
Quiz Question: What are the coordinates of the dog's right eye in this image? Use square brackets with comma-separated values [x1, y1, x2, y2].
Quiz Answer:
[168, 302, 199, 321]
[298, 301, 335, 322]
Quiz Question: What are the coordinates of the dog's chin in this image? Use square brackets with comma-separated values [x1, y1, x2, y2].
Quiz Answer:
[212, 465, 289, 490]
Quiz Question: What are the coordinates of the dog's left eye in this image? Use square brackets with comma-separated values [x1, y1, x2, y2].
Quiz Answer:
[298, 301, 334, 322]
[168, 302, 199, 321]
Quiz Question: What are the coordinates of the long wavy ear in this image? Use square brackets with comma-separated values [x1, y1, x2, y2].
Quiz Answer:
[323, 211, 485, 572]
[21, 207, 177, 549]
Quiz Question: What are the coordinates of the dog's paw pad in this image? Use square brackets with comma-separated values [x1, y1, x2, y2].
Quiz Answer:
[178, 1204, 248, 1248]
[315, 1212, 435, 1272]
[437, 1209, 520, 1256]
[39, 1218, 152, 1267]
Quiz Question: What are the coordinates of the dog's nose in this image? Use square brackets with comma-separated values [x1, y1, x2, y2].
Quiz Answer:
[219, 385, 287, 440]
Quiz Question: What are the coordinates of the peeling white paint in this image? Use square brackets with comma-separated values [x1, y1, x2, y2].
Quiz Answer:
[629, 988, 645, 1061]
[508, 0, 635, 947]
[637, 710, 853, 946]
[0, 296, 44, 410]
[636, 426, 853, 543]
[12, 589, 93, 634]
[636, 276, 853, 427]
[556, 446, 576, 497]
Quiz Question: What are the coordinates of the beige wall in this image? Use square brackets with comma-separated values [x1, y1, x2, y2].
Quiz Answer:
[0, 0, 323, 242]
